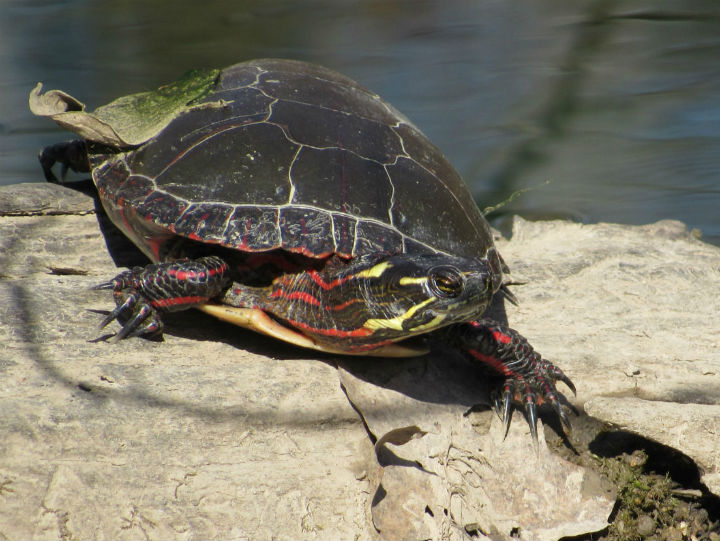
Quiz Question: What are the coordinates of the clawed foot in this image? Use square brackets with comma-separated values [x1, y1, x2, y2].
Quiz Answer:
[94, 268, 165, 341]
[446, 318, 576, 443]
[39, 140, 90, 183]
[492, 359, 576, 443]
[93, 257, 230, 342]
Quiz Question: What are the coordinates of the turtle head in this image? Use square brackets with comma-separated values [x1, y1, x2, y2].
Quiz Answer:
[356, 249, 503, 338]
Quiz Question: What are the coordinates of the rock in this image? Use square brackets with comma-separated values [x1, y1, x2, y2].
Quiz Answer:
[339, 360, 615, 540]
[636, 514, 656, 537]
[585, 398, 720, 496]
[0, 181, 95, 216]
[498, 217, 720, 498]
[0, 184, 375, 540]
[2, 183, 719, 539]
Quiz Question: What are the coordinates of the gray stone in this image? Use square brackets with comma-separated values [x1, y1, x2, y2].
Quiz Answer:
[500, 217, 720, 497]
[2, 183, 719, 539]
[0, 182, 95, 216]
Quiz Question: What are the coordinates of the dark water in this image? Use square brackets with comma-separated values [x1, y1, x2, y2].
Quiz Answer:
[3, 0, 719, 244]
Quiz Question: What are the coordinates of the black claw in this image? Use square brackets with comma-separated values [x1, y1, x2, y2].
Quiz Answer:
[110, 304, 152, 342]
[547, 393, 572, 434]
[559, 407, 573, 434]
[93, 281, 117, 291]
[558, 373, 576, 396]
[525, 397, 539, 443]
[500, 284, 519, 306]
[99, 295, 135, 329]
[501, 388, 513, 437]
[99, 311, 119, 330]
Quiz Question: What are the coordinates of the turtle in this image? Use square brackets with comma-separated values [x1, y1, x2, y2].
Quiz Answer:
[31, 58, 574, 439]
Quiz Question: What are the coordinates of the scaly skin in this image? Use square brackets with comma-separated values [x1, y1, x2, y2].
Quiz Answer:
[95, 256, 230, 340]
[97, 255, 575, 438]
[435, 320, 575, 440]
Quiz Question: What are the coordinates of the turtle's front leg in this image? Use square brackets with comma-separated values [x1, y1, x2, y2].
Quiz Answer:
[437, 319, 576, 441]
[39, 140, 90, 183]
[95, 256, 231, 341]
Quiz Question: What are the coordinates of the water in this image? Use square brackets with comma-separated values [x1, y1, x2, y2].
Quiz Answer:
[2, 0, 719, 244]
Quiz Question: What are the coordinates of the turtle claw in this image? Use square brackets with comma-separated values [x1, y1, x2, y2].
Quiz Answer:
[99, 294, 136, 329]
[559, 372, 577, 396]
[493, 385, 514, 438]
[451, 319, 576, 441]
[500, 284, 519, 306]
[558, 405, 573, 434]
[109, 303, 161, 342]
[93, 271, 164, 340]
[38, 140, 89, 184]
[524, 392, 539, 443]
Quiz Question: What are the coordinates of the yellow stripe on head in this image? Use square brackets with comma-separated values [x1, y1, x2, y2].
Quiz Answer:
[398, 276, 427, 286]
[363, 297, 445, 332]
[354, 261, 393, 279]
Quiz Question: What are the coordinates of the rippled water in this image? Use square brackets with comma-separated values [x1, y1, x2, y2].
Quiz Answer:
[2, 0, 719, 244]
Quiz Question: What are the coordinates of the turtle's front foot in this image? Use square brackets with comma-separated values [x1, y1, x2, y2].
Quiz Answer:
[94, 256, 231, 341]
[95, 268, 166, 341]
[442, 319, 576, 442]
[38, 140, 90, 183]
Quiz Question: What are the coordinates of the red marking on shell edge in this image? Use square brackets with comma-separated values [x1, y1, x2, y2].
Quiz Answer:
[151, 295, 208, 308]
[466, 348, 513, 376]
[286, 245, 335, 259]
[145, 237, 164, 262]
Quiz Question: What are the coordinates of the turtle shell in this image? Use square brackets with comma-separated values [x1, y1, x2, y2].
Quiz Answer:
[87, 59, 494, 264]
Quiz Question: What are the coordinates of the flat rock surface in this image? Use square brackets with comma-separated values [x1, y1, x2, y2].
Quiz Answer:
[500, 217, 720, 497]
[1, 183, 718, 540]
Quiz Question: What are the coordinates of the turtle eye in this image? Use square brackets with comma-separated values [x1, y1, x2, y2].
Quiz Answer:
[428, 267, 464, 298]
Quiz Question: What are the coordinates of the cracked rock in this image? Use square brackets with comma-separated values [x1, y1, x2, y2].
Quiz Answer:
[1, 183, 718, 539]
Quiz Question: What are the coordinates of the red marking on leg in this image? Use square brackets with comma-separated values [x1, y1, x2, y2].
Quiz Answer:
[491, 330, 512, 344]
[167, 262, 228, 282]
[168, 269, 201, 280]
[466, 348, 515, 377]
[270, 290, 321, 306]
[151, 295, 208, 308]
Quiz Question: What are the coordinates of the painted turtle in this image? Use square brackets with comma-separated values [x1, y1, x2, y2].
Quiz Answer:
[31, 59, 574, 438]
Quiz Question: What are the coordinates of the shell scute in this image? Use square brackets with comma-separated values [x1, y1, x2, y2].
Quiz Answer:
[224, 206, 282, 251]
[279, 206, 335, 257]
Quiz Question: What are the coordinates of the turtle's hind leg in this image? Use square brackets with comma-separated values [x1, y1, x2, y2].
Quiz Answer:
[38, 140, 89, 183]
